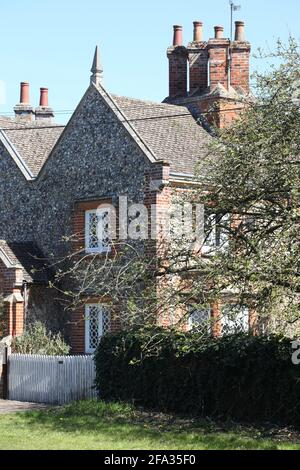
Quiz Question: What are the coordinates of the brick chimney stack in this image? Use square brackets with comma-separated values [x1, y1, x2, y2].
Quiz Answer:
[187, 21, 208, 94]
[167, 25, 188, 98]
[14, 82, 34, 121]
[35, 88, 54, 122]
[230, 21, 251, 92]
[165, 20, 251, 128]
[208, 25, 230, 90]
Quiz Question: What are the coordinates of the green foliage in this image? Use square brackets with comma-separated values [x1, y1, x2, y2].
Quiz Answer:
[11, 321, 70, 356]
[95, 327, 300, 426]
[195, 38, 300, 323]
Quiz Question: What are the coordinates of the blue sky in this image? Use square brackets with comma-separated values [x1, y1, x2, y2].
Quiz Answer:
[0, 0, 299, 123]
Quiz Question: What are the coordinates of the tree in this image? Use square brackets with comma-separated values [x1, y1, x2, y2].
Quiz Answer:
[195, 38, 300, 333]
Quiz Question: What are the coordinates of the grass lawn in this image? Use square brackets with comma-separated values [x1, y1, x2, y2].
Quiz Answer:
[0, 400, 299, 450]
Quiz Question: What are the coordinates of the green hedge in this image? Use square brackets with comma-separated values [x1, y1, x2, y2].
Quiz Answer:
[94, 327, 300, 426]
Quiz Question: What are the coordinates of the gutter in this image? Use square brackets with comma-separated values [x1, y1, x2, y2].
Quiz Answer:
[169, 171, 203, 186]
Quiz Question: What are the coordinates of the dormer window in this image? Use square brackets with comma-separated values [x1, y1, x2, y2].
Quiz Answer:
[85, 208, 111, 254]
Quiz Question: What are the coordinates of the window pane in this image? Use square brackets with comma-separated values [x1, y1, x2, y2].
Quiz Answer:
[203, 214, 216, 251]
[221, 305, 249, 334]
[85, 304, 110, 353]
[88, 212, 99, 250]
[98, 210, 110, 250]
[85, 209, 111, 253]
[189, 307, 211, 332]
[102, 307, 110, 334]
[88, 305, 101, 350]
[203, 213, 230, 253]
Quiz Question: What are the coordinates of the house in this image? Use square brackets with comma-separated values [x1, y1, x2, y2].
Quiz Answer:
[0, 21, 253, 354]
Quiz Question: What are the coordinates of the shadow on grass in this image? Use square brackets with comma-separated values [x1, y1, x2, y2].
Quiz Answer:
[10, 400, 298, 450]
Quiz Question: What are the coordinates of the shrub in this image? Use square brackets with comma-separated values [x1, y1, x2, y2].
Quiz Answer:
[11, 322, 70, 356]
[95, 327, 300, 426]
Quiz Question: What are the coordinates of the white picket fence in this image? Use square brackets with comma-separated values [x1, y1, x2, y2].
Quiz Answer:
[8, 354, 97, 405]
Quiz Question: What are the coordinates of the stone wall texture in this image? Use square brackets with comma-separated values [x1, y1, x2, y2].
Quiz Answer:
[0, 86, 152, 260]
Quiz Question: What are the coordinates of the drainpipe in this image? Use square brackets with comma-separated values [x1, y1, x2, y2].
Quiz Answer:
[22, 281, 28, 329]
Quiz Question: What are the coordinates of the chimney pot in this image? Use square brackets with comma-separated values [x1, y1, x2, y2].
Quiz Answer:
[173, 25, 183, 46]
[15, 82, 34, 120]
[235, 21, 245, 41]
[20, 82, 30, 104]
[193, 21, 203, 42]
[39, 88, 49, 107]
[214, 26, 224, 39]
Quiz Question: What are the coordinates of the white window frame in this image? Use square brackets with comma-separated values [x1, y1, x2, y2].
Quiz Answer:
[85, 208, 112, 254]
[85, 303, 110, 354]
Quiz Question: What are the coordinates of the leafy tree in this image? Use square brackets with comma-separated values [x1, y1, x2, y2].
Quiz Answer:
[195, 38, 300, 332]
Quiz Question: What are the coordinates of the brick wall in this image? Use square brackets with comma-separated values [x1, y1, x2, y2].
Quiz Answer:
[70, 198, 131, 353]
[208, 40, 230, 90]
[230, 45, 250, 92]
[188, 44, 208, 93]
[70, 302, 121, 354]
[196, 96, 247, 129]
[166, 29, 251, 129]
[167, 46, 188, 98]
[0, 261, 25, 338]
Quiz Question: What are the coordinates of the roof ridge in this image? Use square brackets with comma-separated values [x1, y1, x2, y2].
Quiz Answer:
[111, 94, 190, 112]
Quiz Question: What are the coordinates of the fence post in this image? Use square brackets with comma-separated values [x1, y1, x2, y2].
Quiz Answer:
[3, 347, 9, 400]
[0, 345, 8, 399]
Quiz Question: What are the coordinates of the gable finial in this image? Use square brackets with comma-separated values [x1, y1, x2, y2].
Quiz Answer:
[90, 45, 103, 87]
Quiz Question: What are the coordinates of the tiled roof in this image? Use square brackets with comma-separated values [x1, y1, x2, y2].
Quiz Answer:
[0, 240, 51, 283]
[0, 118, 64, 177]
[113, 95, 212, 175]
[0, 90, 212, 177]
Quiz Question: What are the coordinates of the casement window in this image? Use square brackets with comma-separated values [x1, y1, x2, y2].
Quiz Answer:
[221, 305, 249, 335]
[85, 208, 112, 254]
[85, 304, 110, 354]
[203, 213, 230, 254]
[188, 306, 211, 332]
